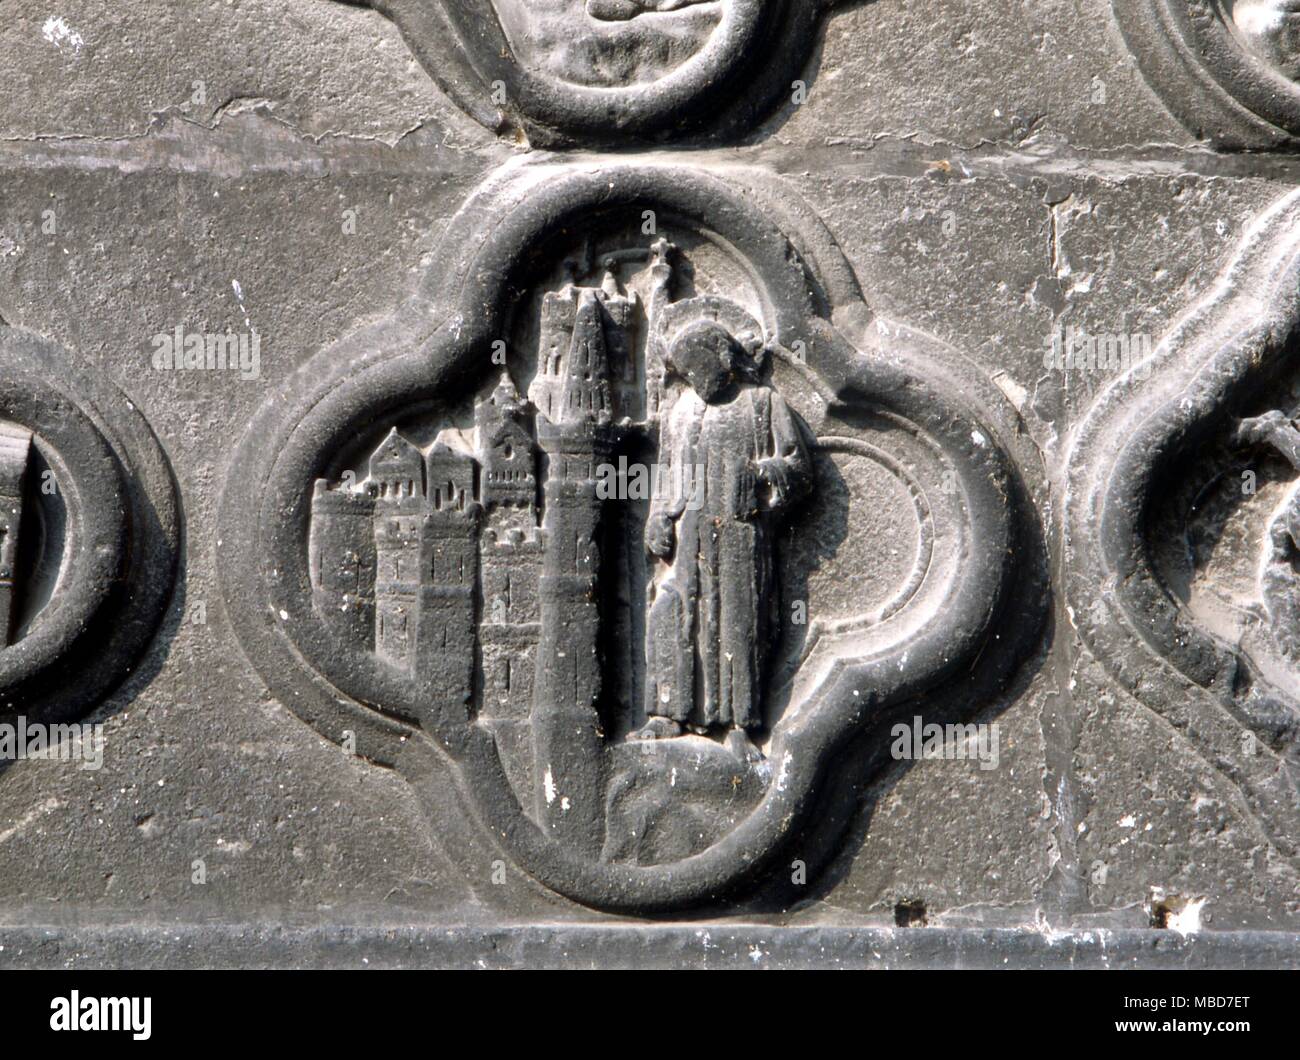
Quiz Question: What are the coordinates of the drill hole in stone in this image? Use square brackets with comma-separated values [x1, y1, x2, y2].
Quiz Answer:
[1146, 888, 1206, 932]
[894, 899, 927, 927]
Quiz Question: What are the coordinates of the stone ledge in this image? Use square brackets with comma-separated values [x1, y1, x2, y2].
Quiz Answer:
[0, 923, 1295, 970]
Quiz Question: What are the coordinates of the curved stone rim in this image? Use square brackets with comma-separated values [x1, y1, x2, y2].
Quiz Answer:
[217, 160, 1037, 911]
[0, 328, 180, 724]
[0, 369, 123, 692]
[368, 0, 833, 144]
[807, 435, 935, 634]
[1114, 0, 1300, 148]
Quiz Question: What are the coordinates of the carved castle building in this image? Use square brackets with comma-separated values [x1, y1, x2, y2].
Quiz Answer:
[308, 375, 544, 723]
[307, 264, 639, 819]
[532, 265, 641, 425]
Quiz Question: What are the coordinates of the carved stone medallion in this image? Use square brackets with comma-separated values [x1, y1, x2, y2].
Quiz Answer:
[218, 160, 1045, 911]
[346, 0, 841, 144]
[0, 326, 180, 725]
[1064, 189, 1300, 862]
[1115, 0, 1300, 147]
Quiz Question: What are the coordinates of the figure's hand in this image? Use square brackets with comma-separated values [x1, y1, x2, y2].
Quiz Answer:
[756, 457, 793, 507]
[1235, 410, 1291, 448]
[646, 511, 676, 558]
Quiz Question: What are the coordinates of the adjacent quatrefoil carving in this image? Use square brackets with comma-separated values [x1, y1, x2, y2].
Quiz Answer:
[339, 0, 844, 145]
[1064, 188, 1300, 861]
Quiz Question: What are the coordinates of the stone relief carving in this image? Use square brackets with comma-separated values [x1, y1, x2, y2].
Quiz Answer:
[0, 326, 179, 727]
[494, 0, 721, 87]
[1116, 0, 1300, 147]
[1064, 189, 1300, 863]
[219, 161, 1046, 910]
[342, 0, 842, 144]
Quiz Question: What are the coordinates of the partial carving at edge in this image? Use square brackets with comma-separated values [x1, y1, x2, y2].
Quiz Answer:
[1064, 187, 1300, 860]
[1115, 0, 1300, 149]
[0, 327, 180, 724]
[355, 0, 840, 145]
[217, 160, 1045, 911]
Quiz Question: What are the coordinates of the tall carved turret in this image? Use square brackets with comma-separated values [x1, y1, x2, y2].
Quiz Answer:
[559, 292, 615, 426]
[361, 427, 481, 727]
[418, 440, 480, 725]
[531, 267, 639, 424]
[308, 479, 376, 649]
[372, 429, 427, 671]
[478, 378, 541, 694]
[532, 287, 620, 854]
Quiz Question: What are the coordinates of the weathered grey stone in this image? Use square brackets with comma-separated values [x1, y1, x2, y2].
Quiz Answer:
[0, 0, 1296, 967]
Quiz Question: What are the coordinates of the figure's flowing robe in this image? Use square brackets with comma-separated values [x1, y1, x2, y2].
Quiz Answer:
[646, 384, 810, 729]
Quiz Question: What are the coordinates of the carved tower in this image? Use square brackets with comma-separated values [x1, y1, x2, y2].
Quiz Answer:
[478, 377, 543, 720]
[531, 288, 619, 853]
[308, 478, 377, 649]
[418, 440, 480, 723]
[371, 428, 427, 671]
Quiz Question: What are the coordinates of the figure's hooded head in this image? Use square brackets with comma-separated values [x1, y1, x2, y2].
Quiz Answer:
[667, 320, 764, 403]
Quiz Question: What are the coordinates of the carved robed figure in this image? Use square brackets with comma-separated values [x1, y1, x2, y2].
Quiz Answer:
[640, 319, 812, 740]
